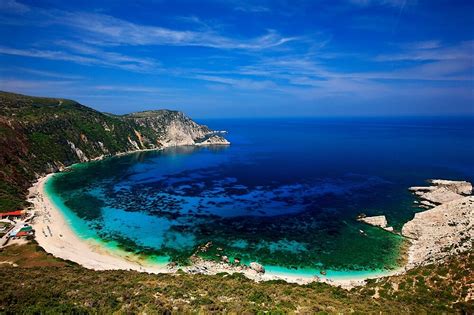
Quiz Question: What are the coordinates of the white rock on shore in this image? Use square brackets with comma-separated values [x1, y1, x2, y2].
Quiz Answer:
[409, 180, 472, 205]
[195, 134, 230, 146]
[249, 262, 265, 274]
[430, 180, 472, 195]
[402, 196, 473, 268]
[403, 179, 473, 269]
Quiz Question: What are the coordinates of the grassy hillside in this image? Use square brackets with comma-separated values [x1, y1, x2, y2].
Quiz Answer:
[0, 91, 217, 212]
[0, 243, 471, 313]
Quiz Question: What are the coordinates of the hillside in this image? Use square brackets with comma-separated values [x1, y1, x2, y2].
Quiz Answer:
[0, 91, 228, 212]
[0, 243, 471, 313]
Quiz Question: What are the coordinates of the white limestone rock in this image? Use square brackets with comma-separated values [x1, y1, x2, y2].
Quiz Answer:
[402, 196, 474, 268]
[409, 180, 472, 205]
[66, 140, 89, 162]
[420, 187, 464, 204]
[249, 262, 265, 274]
[420, 200, 437, 208]
[357, 215, 395, 232]
[430, 179, 472, 195]
[358, 215, 388, 228]
[126, 110, 230, 147]
[195, 134, 230, 146]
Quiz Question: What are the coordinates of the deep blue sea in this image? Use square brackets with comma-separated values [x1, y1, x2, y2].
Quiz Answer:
[47, 117, 474, 277]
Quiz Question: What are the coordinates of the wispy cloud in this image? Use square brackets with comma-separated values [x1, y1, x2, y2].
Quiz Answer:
[4, 67, 84, 80]
[193, 74, 279, 90]
[376, 40, 474, 61]
[52, 11, 296, 50]
[348, 0, 409, 8]
[0, 1, 301, 75]
[0, 43, 159, 73]
[189, 39, 473, 102]
[0, 0, 29, 14]
[399, 40, 441, 50]
[57, 41, 160, 70]
[94, 85, 174, 94]
[234, 5, 270, 13]
[0, 46, 97, 63]
[0, 78, 75, 94]
[1, 1, 296, 50]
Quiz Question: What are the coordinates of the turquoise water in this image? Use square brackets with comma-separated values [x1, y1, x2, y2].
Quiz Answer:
[46, 117, 474, 277]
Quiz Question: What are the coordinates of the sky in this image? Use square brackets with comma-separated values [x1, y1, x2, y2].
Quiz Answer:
[0, 0, 473, 118]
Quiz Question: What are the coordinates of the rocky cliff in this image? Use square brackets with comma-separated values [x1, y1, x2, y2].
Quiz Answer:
[0, 91, 229, 212]
[402, 180, 473, 268]
[124, 110, 229, 147]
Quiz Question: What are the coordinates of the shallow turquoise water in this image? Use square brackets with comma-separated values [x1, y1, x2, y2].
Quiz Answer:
[46, 117, 474, 277]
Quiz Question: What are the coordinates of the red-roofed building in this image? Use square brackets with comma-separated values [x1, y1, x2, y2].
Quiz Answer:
[0, 210, 24, 217]
[15, 231, 32, 237]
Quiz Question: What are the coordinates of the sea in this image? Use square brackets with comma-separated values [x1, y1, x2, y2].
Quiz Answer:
[45, 117, 474, 279]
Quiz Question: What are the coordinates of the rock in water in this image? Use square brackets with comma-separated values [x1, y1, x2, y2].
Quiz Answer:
[249, 262, 265, 274]
[358, 215, 387, 228]
[357, 214, 395, 232]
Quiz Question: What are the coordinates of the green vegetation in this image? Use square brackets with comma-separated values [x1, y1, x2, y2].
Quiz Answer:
[0, 222, 11, 237]
[358, 251, 473, 313]
[0, 243, 471, 313]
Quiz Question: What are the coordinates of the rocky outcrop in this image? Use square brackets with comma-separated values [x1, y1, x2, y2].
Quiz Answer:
[402, 196, 473, 268]
[66, 140, 89, 163]
[358, 215, 387, 228]
[409, 180, 472, 205]
[357, 215, 394, 232]
[124, 110, 229, 147]
[249, 262, 265, 274]
[430, 180, 472, 195]
[403, 180, 473, 269]
[195, 134, 230, 146]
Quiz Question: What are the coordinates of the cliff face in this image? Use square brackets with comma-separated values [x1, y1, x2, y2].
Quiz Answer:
[402, 180, 473, 268]
[124, 110, 229, 147]
[0, 91, 229, 212]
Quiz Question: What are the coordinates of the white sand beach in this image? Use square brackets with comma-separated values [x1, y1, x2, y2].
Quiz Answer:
[30, 174, 171, 274]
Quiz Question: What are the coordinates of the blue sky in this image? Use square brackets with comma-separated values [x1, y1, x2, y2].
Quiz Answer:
[0, 0, 473, 117]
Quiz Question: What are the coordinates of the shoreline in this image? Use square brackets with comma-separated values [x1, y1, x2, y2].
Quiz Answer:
[29, 171, 407, 289]
[30, 173, 173, 274]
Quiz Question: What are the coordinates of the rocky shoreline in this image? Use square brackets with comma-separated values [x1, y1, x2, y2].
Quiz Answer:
[402, 180, 473, 268]
[168, 178, 473, 287]
[357, 179, 472, 273]
[357, 214, 395, 232]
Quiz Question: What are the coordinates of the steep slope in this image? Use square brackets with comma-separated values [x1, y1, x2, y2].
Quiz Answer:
[124, 110, 229, 147]
[0, 91, 229, 212]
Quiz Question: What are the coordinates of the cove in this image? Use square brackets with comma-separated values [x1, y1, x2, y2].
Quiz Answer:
[45, 117, 474, 276]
